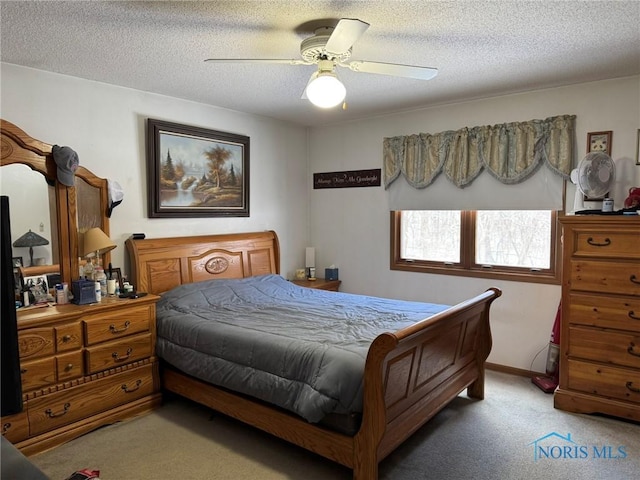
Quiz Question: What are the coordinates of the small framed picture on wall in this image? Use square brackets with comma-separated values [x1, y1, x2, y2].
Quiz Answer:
[587, 131, 613, 156]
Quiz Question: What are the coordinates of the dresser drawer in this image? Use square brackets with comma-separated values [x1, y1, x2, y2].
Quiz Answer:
[569, 260, 640, 296]
[27, 363, 155, 436]
[567, 359, 640, 404]
[572, 229, 640, 259]
[18, 327, 55, 360]
[2, 410, 29, 443]
[569, 293, 640, 332]
[55, 322, 83, 352]
[56, 350, 84, 382]
[84, 305, 152, 346]
[20, 356, 55, 392]
[569, 326, 640, 369]
[85, 333, 152, 374]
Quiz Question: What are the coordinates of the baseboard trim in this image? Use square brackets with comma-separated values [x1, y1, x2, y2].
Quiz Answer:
[486, 362, 543, 378]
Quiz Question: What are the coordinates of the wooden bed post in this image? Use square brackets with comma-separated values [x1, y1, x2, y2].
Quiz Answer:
[467, 287, 500, 399]
[353, 333, 397, 480]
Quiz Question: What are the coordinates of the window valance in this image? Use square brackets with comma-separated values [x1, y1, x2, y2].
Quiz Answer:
[383, 114, 575, 190]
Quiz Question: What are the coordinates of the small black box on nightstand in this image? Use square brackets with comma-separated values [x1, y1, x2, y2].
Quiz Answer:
[325, 268, 339, 281]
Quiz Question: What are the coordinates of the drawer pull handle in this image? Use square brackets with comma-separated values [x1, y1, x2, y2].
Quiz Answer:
[122, 379, 142, 393]
[3, 423, 11, 434]
[112, 347, 132, 362]
[586, 237, 611, 247]
[62, 334, 72, 342]
[628, 343, 640, 357]
[20, 368, 27, 374]
[631, 274, 640, 285]
[626, 382, 640, 394]
[630, 311, 639, 320]
[109, 320, 131, 334]
[65, 363, 74, 372]
[46, 403, 70, 418]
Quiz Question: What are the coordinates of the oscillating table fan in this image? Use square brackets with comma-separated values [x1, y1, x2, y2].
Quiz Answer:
[570, 151, 615, 212]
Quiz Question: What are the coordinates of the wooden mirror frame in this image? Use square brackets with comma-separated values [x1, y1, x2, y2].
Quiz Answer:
[1, 119, 110, 287]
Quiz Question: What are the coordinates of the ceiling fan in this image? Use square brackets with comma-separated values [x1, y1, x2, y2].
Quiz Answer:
[204, 18, 438, 109]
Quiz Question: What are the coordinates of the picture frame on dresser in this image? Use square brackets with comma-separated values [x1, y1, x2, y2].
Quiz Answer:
[146, 118, 250, 218]
[109, 267, 123, 292]
[22, 274, 49, 301]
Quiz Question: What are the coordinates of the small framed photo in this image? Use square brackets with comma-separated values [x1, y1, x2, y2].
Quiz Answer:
[109, 267, 123, 291]
[12, 256, 23, 268]
[587, 131, 612, 156]
[23, 274, 50, 303]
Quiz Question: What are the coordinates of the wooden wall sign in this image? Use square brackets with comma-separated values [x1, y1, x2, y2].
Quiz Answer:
[313, 169, 381, 189]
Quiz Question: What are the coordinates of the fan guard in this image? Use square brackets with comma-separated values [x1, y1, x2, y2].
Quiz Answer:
[575, 151, 615, 199]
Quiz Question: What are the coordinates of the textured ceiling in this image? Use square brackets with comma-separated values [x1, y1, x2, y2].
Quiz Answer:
[1, 1, 639, 127]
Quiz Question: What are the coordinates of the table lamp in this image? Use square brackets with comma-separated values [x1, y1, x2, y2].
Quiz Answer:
[82, 227, 116, 270]
[13, 229, 49, 266]
[305, 247, 316, 280]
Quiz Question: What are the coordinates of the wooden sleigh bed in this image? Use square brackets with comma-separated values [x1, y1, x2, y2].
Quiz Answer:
[126, 230, 501, 480]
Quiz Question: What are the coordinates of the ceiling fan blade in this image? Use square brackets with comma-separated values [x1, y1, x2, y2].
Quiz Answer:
[204, 58, 311, 66]
[325, 18, 370, 55]
[344, 60, 438, 80]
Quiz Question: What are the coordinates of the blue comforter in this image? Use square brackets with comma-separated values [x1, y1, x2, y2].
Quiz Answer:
[156, 274, 449, 423]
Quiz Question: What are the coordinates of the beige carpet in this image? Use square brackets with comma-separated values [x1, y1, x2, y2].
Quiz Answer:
[31, 371, 640, 479]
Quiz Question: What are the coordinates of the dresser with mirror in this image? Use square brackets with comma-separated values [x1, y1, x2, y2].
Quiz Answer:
[1, 119, 161, 455]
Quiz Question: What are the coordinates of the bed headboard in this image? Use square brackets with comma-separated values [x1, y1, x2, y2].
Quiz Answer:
[125, 230, 280, 295]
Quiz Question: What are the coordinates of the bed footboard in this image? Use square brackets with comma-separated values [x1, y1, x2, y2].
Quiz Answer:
[354, 287, 501, 480]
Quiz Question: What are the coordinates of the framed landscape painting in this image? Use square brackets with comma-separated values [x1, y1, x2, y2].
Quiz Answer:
[147, 119, 250, 218]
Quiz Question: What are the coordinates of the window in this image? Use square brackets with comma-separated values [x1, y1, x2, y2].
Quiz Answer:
[391, 210, 560, 284]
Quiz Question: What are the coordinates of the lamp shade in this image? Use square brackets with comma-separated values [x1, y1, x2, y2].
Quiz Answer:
[13, 229, 49, 266]
[82, 227, 116, 258]
[306, 60, 346, 109]
[13, 229, 49, 248]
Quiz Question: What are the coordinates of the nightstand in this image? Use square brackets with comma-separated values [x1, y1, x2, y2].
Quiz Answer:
[292, 278, 341, 291]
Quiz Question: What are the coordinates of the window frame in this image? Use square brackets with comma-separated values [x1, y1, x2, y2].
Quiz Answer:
[390, 210, 561, 285]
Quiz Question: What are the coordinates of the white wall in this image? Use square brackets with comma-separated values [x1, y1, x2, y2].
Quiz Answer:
[307, 76, 640, 372]
[2, 63, 638, 373]
[0, 64, 309, 279]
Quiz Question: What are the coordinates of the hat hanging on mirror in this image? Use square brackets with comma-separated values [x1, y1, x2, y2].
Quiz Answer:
[52, 145, 79, 186]
[107, 180, 124, 218]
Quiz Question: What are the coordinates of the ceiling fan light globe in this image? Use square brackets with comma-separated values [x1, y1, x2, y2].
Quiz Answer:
[306, 74, 346, 108]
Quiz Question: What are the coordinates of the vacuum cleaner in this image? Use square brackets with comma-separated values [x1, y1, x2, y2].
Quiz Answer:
[532, 303, 561, 393]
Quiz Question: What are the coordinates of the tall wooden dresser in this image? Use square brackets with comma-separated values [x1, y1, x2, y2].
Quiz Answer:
[1, 295, 161, 455]
[554, 215, 640, 421]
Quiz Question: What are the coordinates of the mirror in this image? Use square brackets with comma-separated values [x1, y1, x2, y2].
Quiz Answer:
[1, 163, 59, 267]
[1, 119, 110, 288]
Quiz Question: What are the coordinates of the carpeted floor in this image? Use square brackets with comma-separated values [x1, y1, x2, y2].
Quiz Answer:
[31, 371, 639, 479]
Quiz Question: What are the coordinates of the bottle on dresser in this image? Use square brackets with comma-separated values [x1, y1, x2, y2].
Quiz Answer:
[94, 267, 107, 298]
